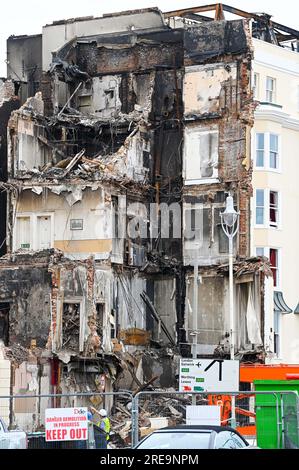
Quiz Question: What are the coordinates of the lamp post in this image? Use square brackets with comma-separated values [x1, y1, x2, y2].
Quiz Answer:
[220, 194, 240, 428]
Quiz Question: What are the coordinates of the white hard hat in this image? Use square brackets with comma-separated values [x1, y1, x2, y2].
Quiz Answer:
[99, 408, 107, 417]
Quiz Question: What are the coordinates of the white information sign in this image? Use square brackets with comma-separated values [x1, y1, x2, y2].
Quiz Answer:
[45, 407, 88, 441]
[186, 405, 221, 425]
[179, 358, 239, 392]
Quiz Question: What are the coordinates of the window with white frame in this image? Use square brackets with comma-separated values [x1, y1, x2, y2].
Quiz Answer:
[14, 213, 54, 251]
[270, 248, 279, 287]
[255, 133, 280, 170]
[256, 133, 265, 167]
[253, 73, 259, 100]
[255, 246, 280, 288]
[269, 191, 279, 227]
[255, 189, 280, 228]
[266, 76, 276, 103]
[255, 189, 265, 225]
[269, 134, 279, 169]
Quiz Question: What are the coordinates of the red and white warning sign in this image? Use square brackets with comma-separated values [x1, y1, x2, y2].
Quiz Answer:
[45, 407, 88, 441]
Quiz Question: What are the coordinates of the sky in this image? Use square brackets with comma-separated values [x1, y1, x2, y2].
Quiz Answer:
[1, 0, 298, 76]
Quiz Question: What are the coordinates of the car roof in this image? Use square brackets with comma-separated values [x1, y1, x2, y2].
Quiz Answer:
[152, 425, 238, 433]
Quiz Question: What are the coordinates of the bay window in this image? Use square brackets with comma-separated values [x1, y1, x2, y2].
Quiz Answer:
[255, 132, 280, 170]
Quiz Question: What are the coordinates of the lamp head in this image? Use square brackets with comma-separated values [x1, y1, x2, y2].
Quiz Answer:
[221, 195, 238, 228]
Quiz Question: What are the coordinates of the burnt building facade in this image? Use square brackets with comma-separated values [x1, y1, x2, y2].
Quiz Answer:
[0, 7, 275, 430]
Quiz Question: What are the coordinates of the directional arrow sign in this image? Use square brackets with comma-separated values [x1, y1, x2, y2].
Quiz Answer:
[179, 358, 239, 393]
[204, 359, 224, 382]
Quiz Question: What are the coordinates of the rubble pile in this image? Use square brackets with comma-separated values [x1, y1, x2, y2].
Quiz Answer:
[109, 389, 208, 447]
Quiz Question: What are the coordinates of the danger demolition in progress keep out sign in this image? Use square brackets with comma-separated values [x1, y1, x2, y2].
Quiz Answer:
[45, 407, 88, 441]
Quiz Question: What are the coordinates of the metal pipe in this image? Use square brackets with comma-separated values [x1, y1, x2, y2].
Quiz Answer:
[229, 236, 234, 362]
[228, 235, 236, 428]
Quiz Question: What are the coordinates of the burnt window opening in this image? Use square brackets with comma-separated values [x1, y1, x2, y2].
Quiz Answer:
[62, 303, 80, 351]
[96, 303, 104, 343]
[112, 196, 119, 238]
[110, 309, 116, 339]
[0, 303, 9, 346]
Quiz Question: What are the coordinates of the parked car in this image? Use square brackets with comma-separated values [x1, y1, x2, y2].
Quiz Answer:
[0, 417, 27, 449]
[134, 425, 254, 449]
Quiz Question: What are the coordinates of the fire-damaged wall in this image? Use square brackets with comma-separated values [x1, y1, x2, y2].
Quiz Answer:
[0, 80, 20, 256]
[181, 19, 263, 358]
[0, 12, 271, 414]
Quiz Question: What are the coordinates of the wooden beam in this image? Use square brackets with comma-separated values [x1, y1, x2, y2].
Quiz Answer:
[164, 4, 217, 18]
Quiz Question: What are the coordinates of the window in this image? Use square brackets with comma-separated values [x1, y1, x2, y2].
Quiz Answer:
[270, 248, 279, 287]
[266, 76, 276, 103]
[14, 213, 54, 251]
[269, 134, 278, 169]
[255, 133, 280, 170]
[187, 207, 202, 241]
[62, 303, 80, 351]
[112, 196, 119, 238]
[256, 133, 265, 167]
[110, 309, 116, 339]
[16, 216, 30, 249]
[253, 73, 259, 99]
[200, 132, 218, 178]
[256, 189, 265, 225]
[215, 431, 247, 449]
[96, 303, 104, 344]
[184, 127, 219, 182]
[256, 247, 265, 257]
[255, 247, 280, 287]
[269, 191, 278, 227]
[255, 190, 280, 228]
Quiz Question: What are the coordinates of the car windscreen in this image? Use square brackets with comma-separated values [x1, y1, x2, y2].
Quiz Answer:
[137, 431, 212, 449]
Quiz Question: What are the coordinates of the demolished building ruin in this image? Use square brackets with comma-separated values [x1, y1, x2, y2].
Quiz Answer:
[0, 7, 276, 434]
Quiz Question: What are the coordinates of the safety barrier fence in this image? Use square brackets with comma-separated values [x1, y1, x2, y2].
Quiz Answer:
[1, 389, 298, 449]
[0, 391, 133, 449]
[131, 390, 299, 449]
